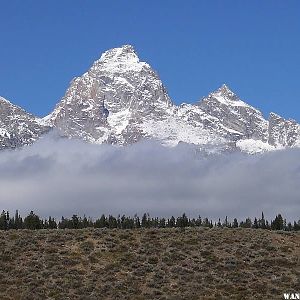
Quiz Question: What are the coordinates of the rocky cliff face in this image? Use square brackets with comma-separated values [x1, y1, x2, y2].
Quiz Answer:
[268, 112, 300, 147]
[1, 45, 300, 153]
[198, 85, 269, 142]
[0, 96, 49, 150]
[45, 45, 173, 145]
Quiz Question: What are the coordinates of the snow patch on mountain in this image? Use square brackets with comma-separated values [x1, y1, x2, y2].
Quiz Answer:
[140, 116, 225, 147]
[236, 139, 276, 154]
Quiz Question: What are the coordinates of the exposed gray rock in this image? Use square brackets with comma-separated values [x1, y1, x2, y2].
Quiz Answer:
[198, 84, 268, 142]
[45, 44, 173, 145]
[268, 112, 300, 147]
[0, 96, 49, 150]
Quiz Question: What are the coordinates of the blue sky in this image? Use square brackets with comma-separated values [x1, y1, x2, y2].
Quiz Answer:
[0, 0, 299, 121]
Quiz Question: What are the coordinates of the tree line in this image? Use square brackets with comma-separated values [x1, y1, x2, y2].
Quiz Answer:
[0, 210, 299, 231]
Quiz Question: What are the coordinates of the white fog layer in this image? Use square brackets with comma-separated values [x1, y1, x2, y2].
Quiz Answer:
[0, 135, 299, 221]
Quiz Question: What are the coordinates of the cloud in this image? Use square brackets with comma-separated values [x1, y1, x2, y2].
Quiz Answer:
[0, 135, 299, 222]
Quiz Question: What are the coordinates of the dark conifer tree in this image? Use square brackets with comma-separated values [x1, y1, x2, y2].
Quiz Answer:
[141, 213, 149, 228]
[71, 215, 80, 229]
[95, 214, 107, 228]
[271, 214, 284, 230]
[287, 222, 292, 231]
[134, 215, 141, 228]
[232, 218, 239, 228]
[82, 215, 89, 228]
[59, 216, 67, 229]
[223, 216, 228, 227]
[202, 217, 209, 227]
[159, 218, 166, 228]
[259, 211, 266, 229]
[168, 216, 176, 227]
[108, 215, 117, 228]
[24, 211, 41, 230]
[217, 218, 222, 228]
[253, 217, 258, 229]
[265, 220, 270, 230]
[14, 210, 23, 229]
[48, 217, 57, 229]
[0, 210, 8, 230]
[6, 211, 10, 229]
[196, 216, 202, 227]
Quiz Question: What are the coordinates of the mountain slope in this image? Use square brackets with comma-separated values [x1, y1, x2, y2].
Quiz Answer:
[0, 96, 49, 150]
[268, 112, 300, 147]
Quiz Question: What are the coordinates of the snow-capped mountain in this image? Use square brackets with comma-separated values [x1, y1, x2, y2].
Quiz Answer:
[1, 45, 300, 153]
[0, 96, 49, 150]
[44, 45, 173, 145]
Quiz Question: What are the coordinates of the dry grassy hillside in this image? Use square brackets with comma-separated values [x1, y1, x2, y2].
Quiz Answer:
[0, 227, 299, 299]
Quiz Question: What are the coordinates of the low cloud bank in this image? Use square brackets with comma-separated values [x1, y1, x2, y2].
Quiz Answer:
[0, 135, 299, 221]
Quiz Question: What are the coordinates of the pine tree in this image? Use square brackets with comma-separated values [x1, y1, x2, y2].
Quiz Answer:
[223, 216, 228, 227]
[108, 215, 117, 228]
[141, 213, 149, 228]
[59, 216, 67, 229]
[271, 214, 284, 230]
[265, 220, 270, 229]
[202, 218, 210, 227]
[217, 218, 222, 228]
[48, 217, 57, 229]
[134, 215, 141, 228]
[253, 217, 258, 229]
[6, 211, 10, 229]
[82, 215, 89, 228]
[8, 215, 15, 230]
[177, 213, 189, 228]
[24, 211, 41, 230]
[196, 216, 202, 227]
[95, 214, 107, 228]
[159, 218, 166, 228]
[0, 210, 8, 230]
[14, 210, 23, 229]
[168, 216, 176, 227]
[71, 215, 80, 229]
[260, 211, 266, 229]
[232, 218, 239, 228]
[190, 218, 196, 227]
[243, 217, 252, 228]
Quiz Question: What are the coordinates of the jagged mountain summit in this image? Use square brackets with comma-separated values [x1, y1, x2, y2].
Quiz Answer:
[44, 44, 173, 145]
[1, 44, 300, 153]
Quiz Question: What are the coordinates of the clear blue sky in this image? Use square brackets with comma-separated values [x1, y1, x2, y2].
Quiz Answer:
[0, 0, 299, 121]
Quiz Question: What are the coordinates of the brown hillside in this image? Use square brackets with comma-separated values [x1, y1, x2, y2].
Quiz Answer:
[0, 227, 299, 299]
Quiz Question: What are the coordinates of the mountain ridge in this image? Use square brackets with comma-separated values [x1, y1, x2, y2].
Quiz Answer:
[1, 45, 300, 153]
